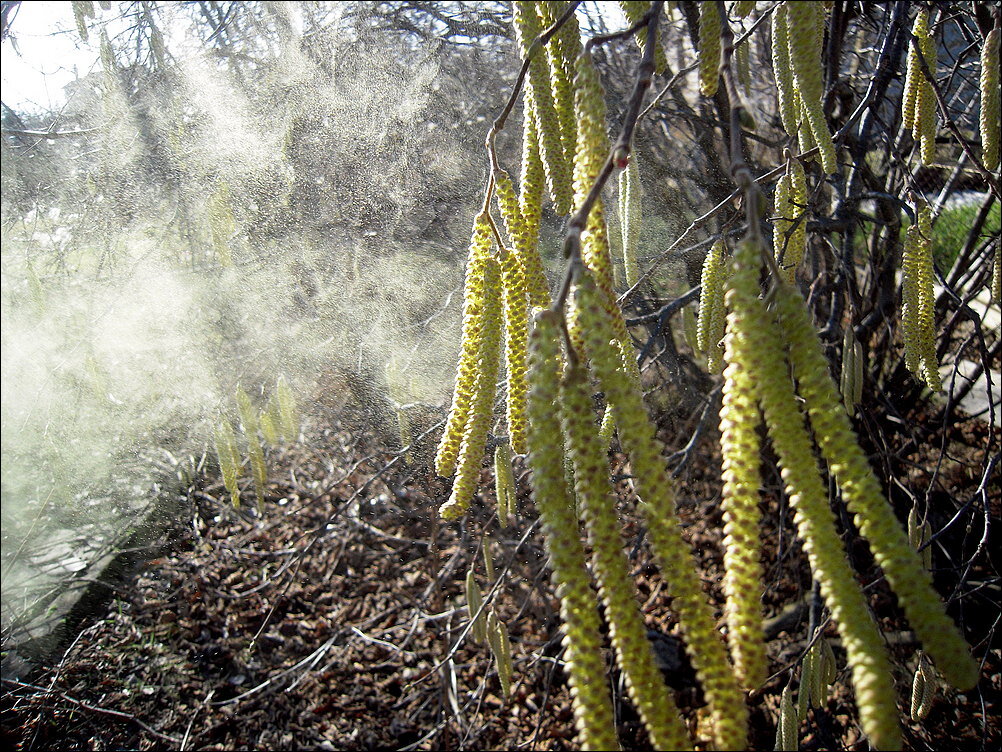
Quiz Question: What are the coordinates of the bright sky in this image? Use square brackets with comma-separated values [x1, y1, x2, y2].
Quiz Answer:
[1, 1, 628, 116]
[1, 1, 102, 114]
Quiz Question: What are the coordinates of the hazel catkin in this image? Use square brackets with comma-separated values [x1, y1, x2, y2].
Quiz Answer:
[718, 269, 768, 690]
[569, 271, 748, 751]
[561, 356, 693, 752]
[772, 4, 799, 141]
[698, 1, 722, 97]
[777, 282, 977, 691]
[436, 216, 494, 477]
[728, 238, 900, 751]
[525, 310, 620, 751]
[439, 255, 504, 520]
[697, 239, 728, 373]
[786, 2, 837, 174]
[513, 1, 573, 215]
[980, 26, 1000, 171]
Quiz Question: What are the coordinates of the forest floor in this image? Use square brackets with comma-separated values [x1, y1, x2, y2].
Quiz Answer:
[1, 387, 999, 751]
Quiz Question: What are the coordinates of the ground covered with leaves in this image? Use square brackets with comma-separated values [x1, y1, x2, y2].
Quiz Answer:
[2, 392, 999, 751]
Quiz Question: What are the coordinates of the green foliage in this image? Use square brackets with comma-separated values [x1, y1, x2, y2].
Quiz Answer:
[931, 200, 1001, 272]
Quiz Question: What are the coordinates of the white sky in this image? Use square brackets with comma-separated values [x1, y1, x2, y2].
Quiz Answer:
[1, 1, 101, 114]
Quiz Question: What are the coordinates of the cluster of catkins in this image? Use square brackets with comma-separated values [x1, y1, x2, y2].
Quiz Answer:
[436, 3, 984, 750]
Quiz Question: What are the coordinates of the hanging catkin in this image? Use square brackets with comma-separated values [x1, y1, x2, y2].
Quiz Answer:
[901, 202, 941, 391]
[619, 1, 668, 74]
[697, 239, 728, 373]
[436, 216, 495, 476]
[619, 155, 642, 288]
[718, 268, 768, 690]
[698, 1, 722, 97]
[525, 311, 620, 751]
[980, 25, 1000, 171]
[513, 1, 573, 215]
[439, 255, 504, 520]
[518, 100, 553, 311]
[560, 354, 693, 752]
[494, 177, 531, 454]
[572, 49, 645, 427]
[569, 271, 748, 751]
[727, 238, 900, 751]
[777, 282, 976, 690]
[916, 18, 938, 166]
[773, 157, 807, 283]
[537, 1, 581, 167]
[772, 4, 799, 140]
[786, 2, 837, 173]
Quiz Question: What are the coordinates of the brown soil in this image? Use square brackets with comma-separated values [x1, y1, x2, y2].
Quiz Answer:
[1, 397, 998, 751]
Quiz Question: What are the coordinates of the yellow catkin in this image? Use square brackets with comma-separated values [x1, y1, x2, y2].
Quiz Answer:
[236, 386, 268, 511]
[276, 375, 298, 441]
[915, 20, 938, 166]
[786, 2, 837, 174]
[698, 1, 722, 97]
[980, 27, 1000, 171]
[777, 283, 977, 691]
[517, 100, 554, 311]
[901, 10, 925, 131]
[537, 1, 581, 166]
[910, 653, 936, 721]
[772, 164, 806, 284]
[728, 239, 900, 751]
[436, 217, 495, 476]
[213, 416, 242, 508]
[619, 1, 668, 74]
[569, 272, 748, 751]
[525, 311, 620, 751]
[572, 52, 618, 299]
[697, 239, 728, 374]
[719, 276, 768, 690]
[733, 1, 756, 19]
[793, 87, 819, 160]
[560, 357, 693, 752]
[773, 172, 792, 266]
[772, 4, 799, 140]
[777, 682, 798, 752]
[992, 247, 1001, 302]
[494, 439, 516, 521]
[572, 51, 643, 398]
[619, 156, 642, 288]
[782, 158, 807, 282]
[439, 256, 504, 520]
[901, 220, 923, 377]
[466, 567, 487, 643]
[514, 1, 573, 215]
[493, 181, 531, 453]
[913, 204, 941, 390]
